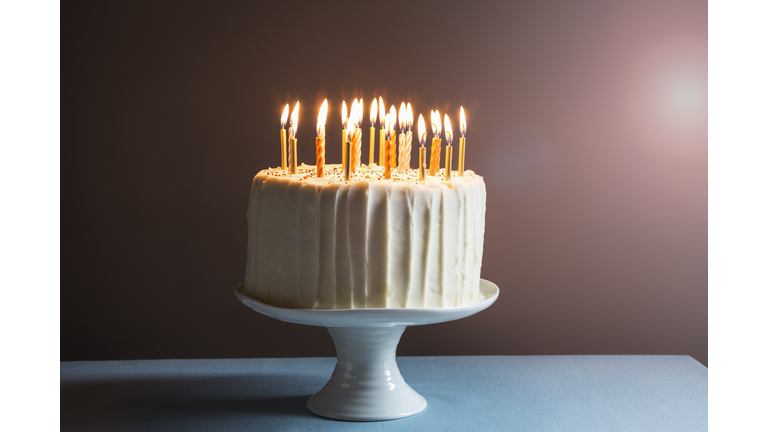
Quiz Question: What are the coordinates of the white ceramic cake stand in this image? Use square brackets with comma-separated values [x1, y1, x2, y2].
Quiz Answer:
[234, 279, 499, 422]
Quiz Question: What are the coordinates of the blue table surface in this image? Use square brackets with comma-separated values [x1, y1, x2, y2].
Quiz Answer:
[61, 356, 707, 432]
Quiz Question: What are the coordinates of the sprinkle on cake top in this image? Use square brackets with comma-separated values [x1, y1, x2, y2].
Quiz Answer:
[258, 163, 478, 186]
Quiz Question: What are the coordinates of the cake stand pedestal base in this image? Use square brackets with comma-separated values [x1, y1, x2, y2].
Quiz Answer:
[235, 279, 499, 422]
[307, 326, 425, 421]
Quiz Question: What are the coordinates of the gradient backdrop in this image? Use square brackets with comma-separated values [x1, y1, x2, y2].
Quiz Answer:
[63, 0, 708, 365]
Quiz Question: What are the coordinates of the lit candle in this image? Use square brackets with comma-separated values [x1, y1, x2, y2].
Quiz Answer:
[384, 110, 393, 179]
[418, 113, 427, 182]
[397, 102, 406, 173]
[401, 103, 413, 172]
[349, 99, 359, 172]
[289, 102, 299, 174]
[357, 98, 363, 169]
[352, 99, 362, 172]
[458, 106, 467, 177]
[345, 116, 355, 181]
[378, 96, 386, 166]
[388, 106, 397, 177]
[341, 101, 348, 173]
[444, 114, 453, 180]
[369, 99, 377, 166]
[280, 104, 289, 171]
[316, 99, 328, 177]
[429, 110, 442, 176]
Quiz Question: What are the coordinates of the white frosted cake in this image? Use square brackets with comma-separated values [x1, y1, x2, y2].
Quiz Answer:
[244, 164, 486, 309]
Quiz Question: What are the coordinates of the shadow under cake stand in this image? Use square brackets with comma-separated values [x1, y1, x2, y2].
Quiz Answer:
[235, 279, 499, 422]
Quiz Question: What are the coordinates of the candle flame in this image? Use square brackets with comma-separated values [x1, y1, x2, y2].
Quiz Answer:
[460, 106, 466, 137]
[370, 99, 378, 126]
[358, 98, 363, 127]
[444, 114, 453, 145]
[418, 114, 427, 147]
[378, 97, 385, 128]
[431, 109, 442, 138]
[346, 115, 355, 142]
[317, 99, 328, 137]
[342, 101, 348, 128]
[356, 98, 363, 128]
[430, 111, 435, 135]
[384, 111, 392, 140]
[350, 99, 359, 129]
[281, 104, 289, 129]
[398, 102, 406, 133]
[407, 103, 413, 131]
[389, 105, 396, 135]
[290, 102, 300, 135]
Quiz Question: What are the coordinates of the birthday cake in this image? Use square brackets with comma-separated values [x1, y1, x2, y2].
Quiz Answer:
[243, 164, 486, 308]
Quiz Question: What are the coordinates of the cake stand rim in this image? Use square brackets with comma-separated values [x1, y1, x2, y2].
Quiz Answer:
[234, 279, 499, 327]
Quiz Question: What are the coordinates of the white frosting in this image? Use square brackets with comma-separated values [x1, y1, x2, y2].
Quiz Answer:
[244, 164, 486, 308]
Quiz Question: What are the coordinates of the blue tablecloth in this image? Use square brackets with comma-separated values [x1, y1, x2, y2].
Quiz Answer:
[60, 356, 707, 431]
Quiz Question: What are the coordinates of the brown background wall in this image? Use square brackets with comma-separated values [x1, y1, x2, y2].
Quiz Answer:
[62, 0, 708, 365]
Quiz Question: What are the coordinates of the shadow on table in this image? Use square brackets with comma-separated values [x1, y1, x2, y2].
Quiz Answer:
[61, 372, 319, 431]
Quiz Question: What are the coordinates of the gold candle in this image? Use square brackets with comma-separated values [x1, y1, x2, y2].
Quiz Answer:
[429, 110, 442, 176]
[280, 104, 289, 170]
[280, 129, 287, 170]
[288, 102, 299, 174]
[369, 127, 375, 165]
[392, 130, 398, 169]
[417, 113, 427, 181]
[419, 146, 426, 182]
[290, 138, 298, 174]
[344, 116, 355, 180]
[369, 99, 378, 166]
[444, 114, 453, 180]
[379, 129, 386, 165]
[344, 140, 352, 181]
[341, 101, 348, 172]
[459, 107, 467, 177]
[397, 102, 406, 173]
[341, 129, 347, 172]
[445, 145, 452, 180]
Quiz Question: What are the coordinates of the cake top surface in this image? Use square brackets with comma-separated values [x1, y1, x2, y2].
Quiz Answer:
[257, 163, 481, 187]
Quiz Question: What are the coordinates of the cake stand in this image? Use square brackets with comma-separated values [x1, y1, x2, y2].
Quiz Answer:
[234, 279, 499, 422]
